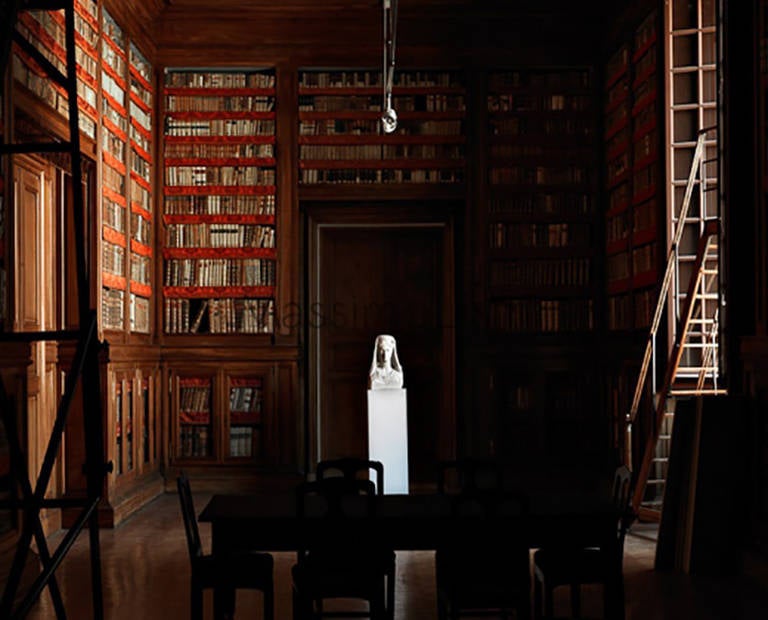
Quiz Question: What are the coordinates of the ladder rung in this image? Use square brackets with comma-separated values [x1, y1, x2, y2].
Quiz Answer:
[669, 388, 728, 396]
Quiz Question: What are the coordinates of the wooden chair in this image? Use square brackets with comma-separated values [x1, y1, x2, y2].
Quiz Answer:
[435, 458, 532, 619]
[532, 465, 633, 619]
[316, 457, 385, 493]
[315, 458, 394, 619]
[177, 471, 275, 620]
[291, 477, 390, 620]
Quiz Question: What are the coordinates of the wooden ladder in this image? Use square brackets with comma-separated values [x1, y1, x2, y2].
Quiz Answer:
[625, 127, 725, 519]
[0, 2, 108, 618]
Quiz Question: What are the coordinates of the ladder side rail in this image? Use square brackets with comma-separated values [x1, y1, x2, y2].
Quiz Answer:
[0, 3, 106, 618]
[10, 30, 69, 89]
[631, 223, 718, 511]
[628, 133, 706, 423]
[0, 374, 67, 619]
[12, 495, 100, 619]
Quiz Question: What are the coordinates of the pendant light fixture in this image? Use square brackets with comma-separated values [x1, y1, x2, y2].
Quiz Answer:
[381, 0, 399, 133]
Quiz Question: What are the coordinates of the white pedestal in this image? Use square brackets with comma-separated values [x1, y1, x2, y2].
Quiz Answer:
[367, 389, 409, 494]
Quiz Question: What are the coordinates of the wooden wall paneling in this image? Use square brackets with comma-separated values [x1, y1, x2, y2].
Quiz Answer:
[0, 343, 32, 547]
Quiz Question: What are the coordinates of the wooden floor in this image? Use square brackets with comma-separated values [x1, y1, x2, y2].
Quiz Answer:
[15, 492, 768, 619]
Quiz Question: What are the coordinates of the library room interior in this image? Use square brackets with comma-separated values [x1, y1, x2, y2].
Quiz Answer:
[1, 0, 768, 618]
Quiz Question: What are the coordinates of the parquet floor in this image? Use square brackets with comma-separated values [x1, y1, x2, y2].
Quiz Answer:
[15, 493, 768, 619]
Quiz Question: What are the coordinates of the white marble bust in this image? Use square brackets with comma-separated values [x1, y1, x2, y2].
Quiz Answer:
[368, 334, 404, 390]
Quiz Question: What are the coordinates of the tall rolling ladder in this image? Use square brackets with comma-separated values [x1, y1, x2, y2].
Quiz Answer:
[624, 126, 725, 519]
[0, 1, 108, 618]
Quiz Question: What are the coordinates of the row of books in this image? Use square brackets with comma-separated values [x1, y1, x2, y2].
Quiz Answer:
[164, 119, 275, 137]
[130, 254, 151, 284]
[489, 165, 589, 186]
[606, 243, 657, 281]
[179, 385, 211, 416]
[165, 70, 275, 89]
[489, 194, 592, 217]
[164, 142, 274, 159]
[163, 194, 275, 215]
[102, 288, 125, 330]
[607, 290, 655, 330]
[489, 222, 591, 249]
[163, 258, 276, 287]
[298, 118, 463, 136]
[164, 297, 275, 335]
[166, 95, 274, 112]
[132, 212, 151, 245]
[489, 299, 594, 332]
[299, 94, 465, 112]
[129, 293, 150, 333]
[299, 144, 464, 160]
[299, 168, 464, 184]
[178, 426, 211, 459]
[164, 165, 275, 186]
[103, 198, 125, 233]
[487, 93, 591, 112]
[165, 223, 276, 249]
[489, 257, 592, 288]
[229, 384, 263, 413]
[103, 241, 125, 275]
[490, 117, 593, 137]
[229, 426, 259, 458]
[299, 70, 461, 89]
[488, 70, 591, 90]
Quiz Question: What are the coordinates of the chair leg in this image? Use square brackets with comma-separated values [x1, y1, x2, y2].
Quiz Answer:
[604, 575, 626, 620]
[387, 563, 396, 620]
[190, 582, 203, 620]
[264, 583, 275, 620]
[570, 583, 581, 618]
[533, 576, 543, 620]
[543, 584, 554, 620]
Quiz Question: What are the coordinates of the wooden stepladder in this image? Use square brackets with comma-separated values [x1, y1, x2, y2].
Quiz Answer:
[0, 1, 109, 618]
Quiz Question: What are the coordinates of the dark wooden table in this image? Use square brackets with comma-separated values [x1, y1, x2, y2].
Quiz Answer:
[200, 483, 618, 552]
[199, 481, 625, 618]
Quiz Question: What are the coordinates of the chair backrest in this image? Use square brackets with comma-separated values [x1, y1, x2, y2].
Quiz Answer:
[316, 457, 384, 495]
[612, 464, 632, 512]
[177, 471, 203, 561]
[611, 465, 634, 557]
[295, 476, 378, 561]
[437, 457, 503, 495]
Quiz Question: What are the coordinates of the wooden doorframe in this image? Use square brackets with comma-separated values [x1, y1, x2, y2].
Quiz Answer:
[303, 203, 457, 477]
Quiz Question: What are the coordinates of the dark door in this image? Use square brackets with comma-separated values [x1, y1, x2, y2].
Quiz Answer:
[308, 214, 455, 488]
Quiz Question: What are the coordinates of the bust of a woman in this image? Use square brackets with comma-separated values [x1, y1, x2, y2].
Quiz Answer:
[368, 334, 404, 390]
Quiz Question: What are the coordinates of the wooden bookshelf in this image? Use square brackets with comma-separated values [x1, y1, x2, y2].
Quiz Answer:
[603, 10, 663, 332]
[486, 68, 597, 334]
[100, 7, 128, 331]
[226, 375, 264, 460]
[12, 5, 98, 139]
[128, 41, 153, 333]
[297, 69, 466, 186]
[175, 374, 214, 460]
[169, 367, 273, 465]
[161, 67, 277, 336]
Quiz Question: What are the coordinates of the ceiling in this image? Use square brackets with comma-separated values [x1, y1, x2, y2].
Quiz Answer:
[146, 0, 623, 66]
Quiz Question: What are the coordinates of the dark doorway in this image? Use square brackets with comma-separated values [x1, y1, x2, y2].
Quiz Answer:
[305, 206, 456, 489]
